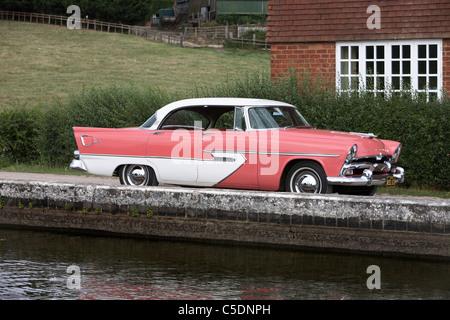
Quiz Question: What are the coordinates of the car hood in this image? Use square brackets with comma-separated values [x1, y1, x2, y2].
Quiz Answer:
[278, 127, 397, 158]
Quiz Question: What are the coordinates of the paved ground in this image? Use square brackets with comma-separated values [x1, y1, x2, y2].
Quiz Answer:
[0, 171, 446, 200]
[0, 171, 120, 186]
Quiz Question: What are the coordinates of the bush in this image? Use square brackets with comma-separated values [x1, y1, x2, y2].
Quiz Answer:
[37, 86, 172, 165]
[0, 108, 39, 163]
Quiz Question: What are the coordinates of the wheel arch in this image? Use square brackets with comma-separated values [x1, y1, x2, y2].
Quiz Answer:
[278, 158, 326, 191]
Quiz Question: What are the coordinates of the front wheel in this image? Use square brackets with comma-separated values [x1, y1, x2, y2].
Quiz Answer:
[119, 165, 158, 186]
[285, 161, 331, 194]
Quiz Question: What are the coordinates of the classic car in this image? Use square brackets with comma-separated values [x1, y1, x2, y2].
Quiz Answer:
[70, 97, 404, 196]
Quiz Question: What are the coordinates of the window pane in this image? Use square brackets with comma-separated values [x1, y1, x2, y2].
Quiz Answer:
[341, 46, 349, 59]
[392, 77, 400, 90]
[351, 61, 359, 75]
[429, 92, 438, 101]
[351, 46, 359, 59]
[429, 45, 438, 58]
[392, 45, 400, 59]
[366, 61, 374, 75]
[418, 45, 427, 58]
[392, 61, 400, 74]
[429, 61, 437, 74]
[402, 77, 411, 89]
[376, 46, 384, 59]
[376, 61, 384, 74]
[402, 45, 411, 59]
[418, 61, 427, 74]
[341, 61, 349, 74]
[429, 77, 438, 90]
[377, 77, 385, 90]
[418, 76, 427, 90]
[366, 77, 374, 90]
[341, 77, 349, 90]
[351, 77, 359, 90]
[366, 46, 374, 59]
[403, 61, 411, 74]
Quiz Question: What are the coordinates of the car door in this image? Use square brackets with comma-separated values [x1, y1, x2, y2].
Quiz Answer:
[198, 107, 259, 188]
[145, 109, 208, 185]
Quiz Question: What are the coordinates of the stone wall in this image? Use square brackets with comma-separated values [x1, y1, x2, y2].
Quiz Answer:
[0, 180, 448, 259]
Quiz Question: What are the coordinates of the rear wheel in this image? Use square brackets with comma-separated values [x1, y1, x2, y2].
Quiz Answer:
[119, 165, 158, 186]
[285, 161, 331, 194]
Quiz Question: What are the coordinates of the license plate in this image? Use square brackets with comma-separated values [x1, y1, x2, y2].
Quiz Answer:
[386, 176, 396, 188]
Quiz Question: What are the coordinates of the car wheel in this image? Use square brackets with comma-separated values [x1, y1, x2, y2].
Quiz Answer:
[285, 161, 331, 194]
[119, 165, 158, 186]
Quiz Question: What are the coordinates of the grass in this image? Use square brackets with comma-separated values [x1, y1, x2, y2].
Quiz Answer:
[377, 186, 449, 199]
[0, 20, 269, 110]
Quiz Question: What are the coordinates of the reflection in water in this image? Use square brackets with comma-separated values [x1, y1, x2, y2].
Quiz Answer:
[0, 228, 448, 300]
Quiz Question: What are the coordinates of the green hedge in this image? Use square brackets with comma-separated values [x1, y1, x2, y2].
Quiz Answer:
[0, 72, 448, 190]
[0, 108, 39, 164]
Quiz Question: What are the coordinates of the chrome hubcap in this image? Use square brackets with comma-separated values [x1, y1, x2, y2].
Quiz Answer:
[293, 171, 321, 193]
[126, 165, 148, 186]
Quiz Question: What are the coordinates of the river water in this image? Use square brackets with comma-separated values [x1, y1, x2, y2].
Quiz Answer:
[0, 227, 448, 300]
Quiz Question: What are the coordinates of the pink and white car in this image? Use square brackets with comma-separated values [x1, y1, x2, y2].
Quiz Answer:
[70, 98, 404, 196]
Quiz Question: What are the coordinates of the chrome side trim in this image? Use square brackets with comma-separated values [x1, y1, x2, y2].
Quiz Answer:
[204, 150, 340, 158]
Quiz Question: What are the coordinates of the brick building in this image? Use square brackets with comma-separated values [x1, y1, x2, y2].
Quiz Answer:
[267, 0, 450, 99]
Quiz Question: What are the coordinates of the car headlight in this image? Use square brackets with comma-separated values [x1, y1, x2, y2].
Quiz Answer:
[345, 145, 357, 164]
[392, 144, 401, 163]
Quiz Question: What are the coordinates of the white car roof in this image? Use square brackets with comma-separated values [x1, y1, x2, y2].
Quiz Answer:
[154, 97, 295, 120]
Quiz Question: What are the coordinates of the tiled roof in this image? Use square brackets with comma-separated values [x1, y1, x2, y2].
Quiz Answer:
[267, 0, 450, 43]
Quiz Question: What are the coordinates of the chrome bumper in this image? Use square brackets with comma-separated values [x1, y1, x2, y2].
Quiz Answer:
[69, 150, 87, 172]
[327, 162, 405, 187]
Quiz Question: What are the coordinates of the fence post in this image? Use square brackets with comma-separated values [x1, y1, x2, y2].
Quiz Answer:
[180, 33, 183, 47]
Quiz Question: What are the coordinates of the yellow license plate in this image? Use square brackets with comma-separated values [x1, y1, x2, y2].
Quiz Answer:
[386, 176, 396, 188]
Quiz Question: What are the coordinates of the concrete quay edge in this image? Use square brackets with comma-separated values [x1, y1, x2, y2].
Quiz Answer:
[0, 180, 448, 259]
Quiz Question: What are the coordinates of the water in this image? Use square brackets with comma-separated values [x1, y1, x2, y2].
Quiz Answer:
[0, 227, 448, 300]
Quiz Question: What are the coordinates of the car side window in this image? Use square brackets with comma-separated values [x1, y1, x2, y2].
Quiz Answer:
[160, 109, 209, 130]
[214, 110, 234, 129]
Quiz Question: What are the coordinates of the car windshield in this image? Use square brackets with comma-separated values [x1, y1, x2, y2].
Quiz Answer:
[248, 106, 310, 129]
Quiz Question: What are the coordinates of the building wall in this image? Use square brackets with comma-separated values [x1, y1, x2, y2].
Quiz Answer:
[217, 0, 268, 15]
[270, 43, 335, 85]
[443, 39, 450, 93]
[267, 0, 450, 94]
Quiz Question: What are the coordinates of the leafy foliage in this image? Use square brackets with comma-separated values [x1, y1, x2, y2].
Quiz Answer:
[0, 0, 162, 25]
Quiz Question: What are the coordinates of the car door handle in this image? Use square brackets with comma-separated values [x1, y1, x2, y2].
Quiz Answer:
[152, 131, 165, 135]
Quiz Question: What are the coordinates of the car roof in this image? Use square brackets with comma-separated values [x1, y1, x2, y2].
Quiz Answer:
[155, 97, 295, 120]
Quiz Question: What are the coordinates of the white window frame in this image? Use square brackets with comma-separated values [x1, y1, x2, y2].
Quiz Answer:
[336, 39, 443, 100]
